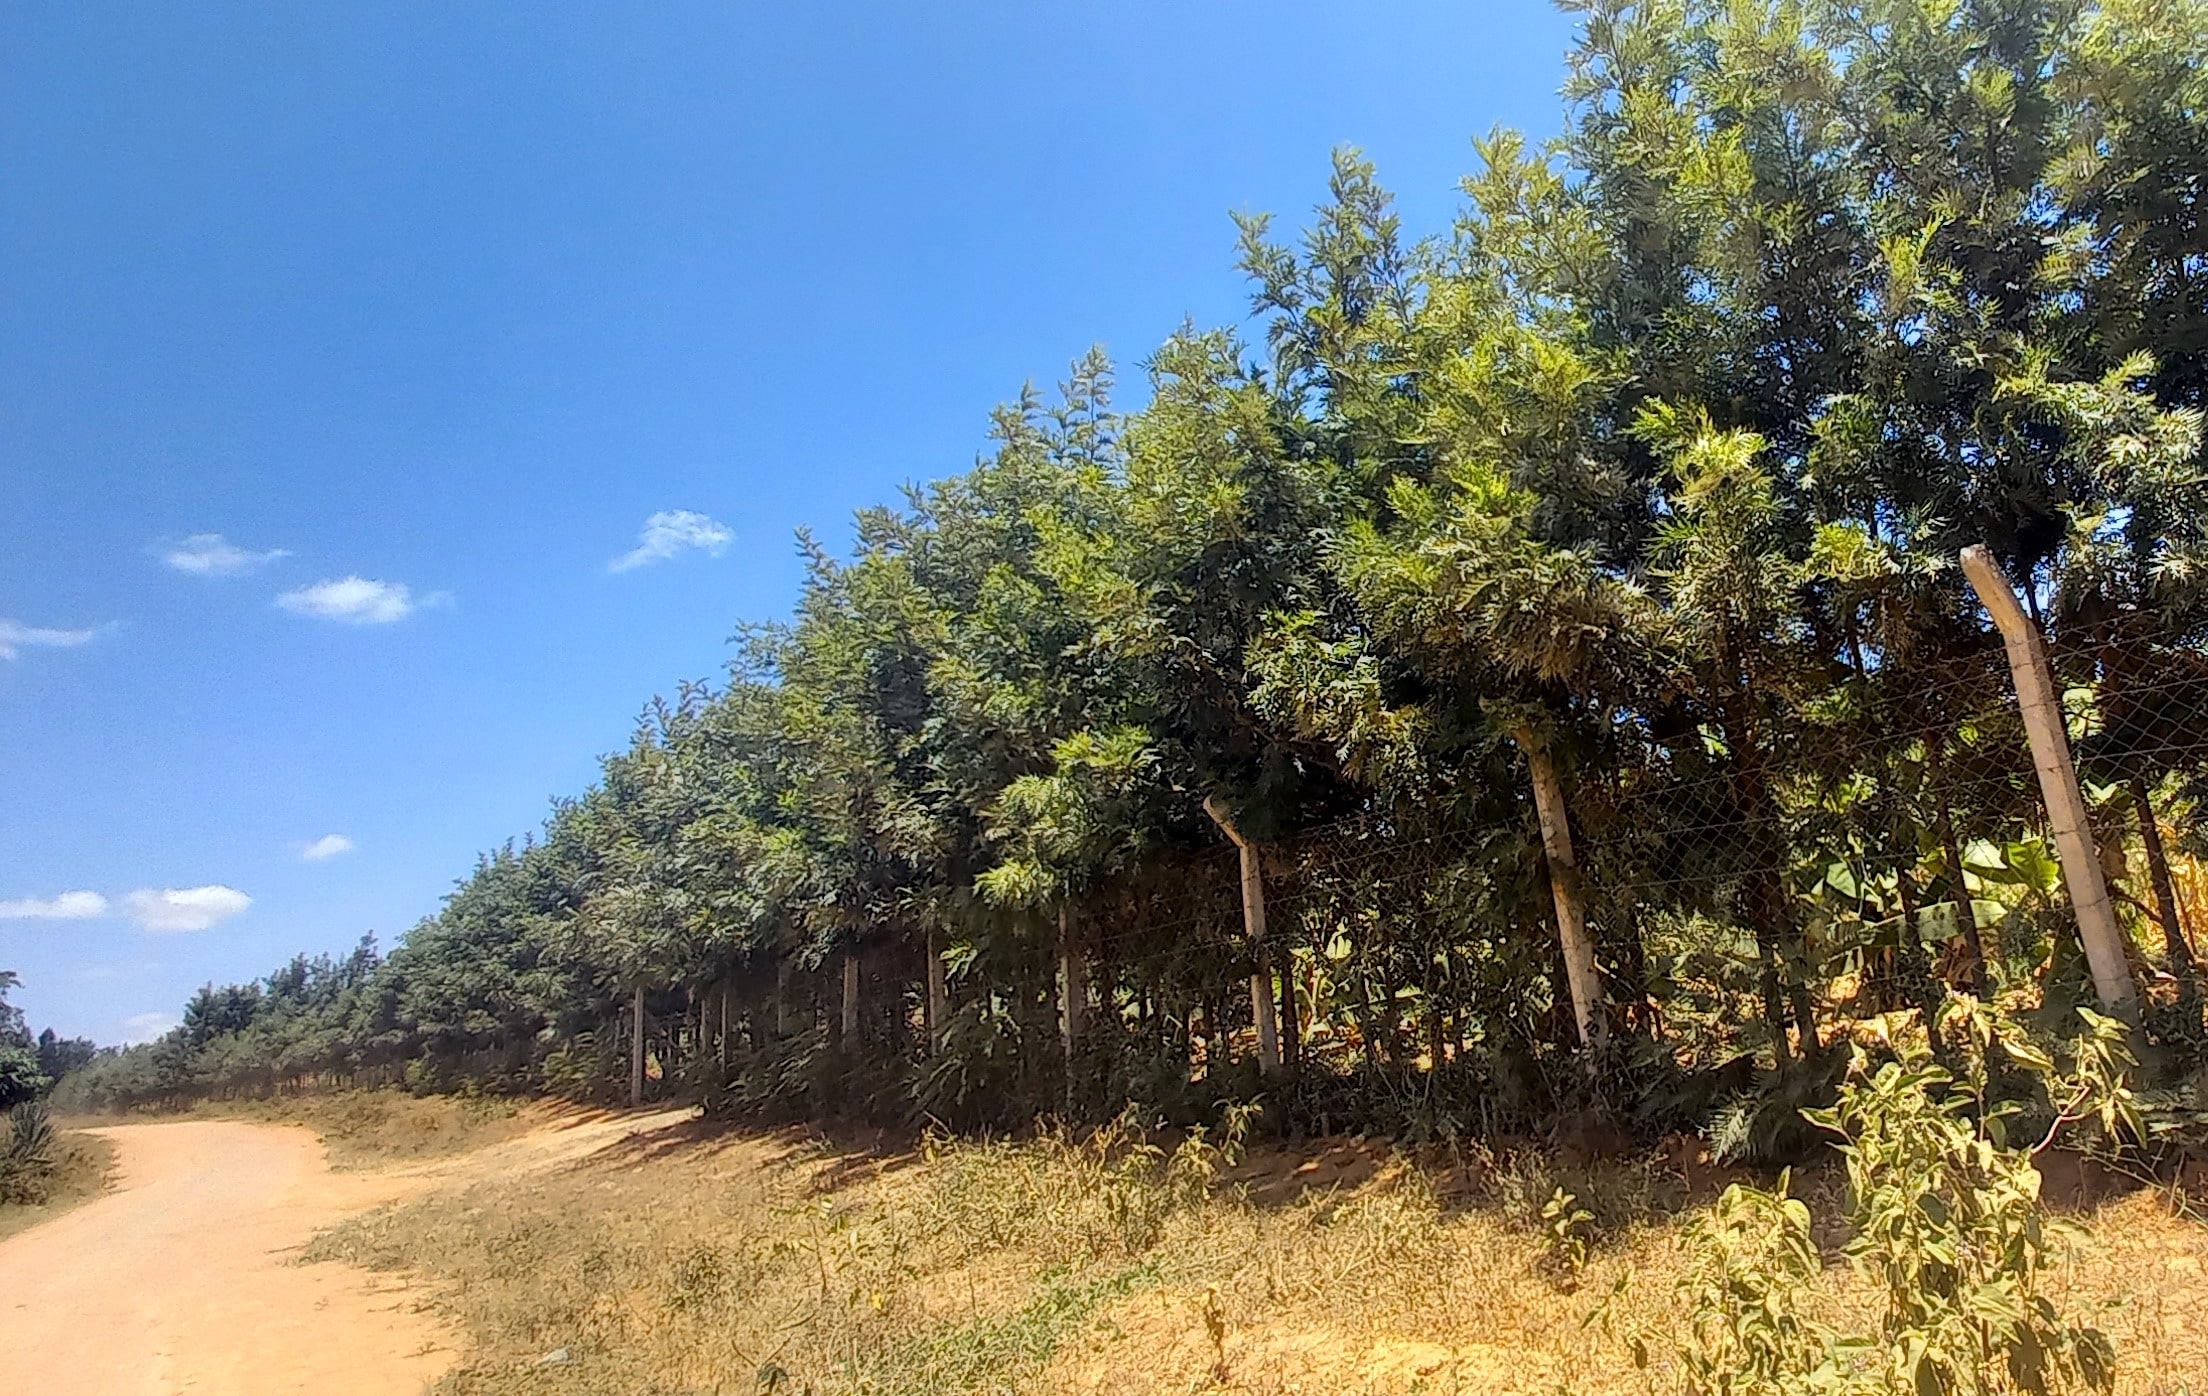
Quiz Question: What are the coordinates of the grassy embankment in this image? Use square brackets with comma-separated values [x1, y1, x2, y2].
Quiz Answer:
[280, 1100, 2208, 1396]
[0, 1128, 117, 1242]
[176, 1089, 533, 1170]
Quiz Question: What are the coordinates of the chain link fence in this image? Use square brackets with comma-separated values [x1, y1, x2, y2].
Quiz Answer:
[1037, 568, 2208, 1135]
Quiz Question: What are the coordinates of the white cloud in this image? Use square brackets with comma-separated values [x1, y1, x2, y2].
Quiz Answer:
[276, 576, 420, 624]
[301, 833, 354, 861]
[160, 533, 290, 576]
[0, 618, 99, 660]
[610, 510, 734, 572]
[124, 884, 252, 933]
[120, 1011, 179, 1045]
[0, 890, 109, 920]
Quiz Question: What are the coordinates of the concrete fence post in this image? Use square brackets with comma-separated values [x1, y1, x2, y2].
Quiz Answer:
[629, 984, 646, 1108]
[841, 951, 861, 1041]
[1204, 793, 1282, 1075]
[1516, 725, 1607, 1049]
[925, 923, 950, 1054]
[1959, 545, 2138, 1017]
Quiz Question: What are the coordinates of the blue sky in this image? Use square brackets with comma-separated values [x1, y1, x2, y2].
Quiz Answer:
[0, 2, 1575, 1045]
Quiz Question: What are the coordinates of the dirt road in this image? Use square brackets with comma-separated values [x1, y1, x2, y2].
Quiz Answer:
[0, 1120, 453, 1395]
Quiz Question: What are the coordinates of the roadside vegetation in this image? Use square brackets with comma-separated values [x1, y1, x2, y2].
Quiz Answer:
[57, 0, 2208, 1145]
[309, 1010, 2207, 1395]
[0, 1104, 114, 1242]
[0, 971, 93, 1113]
[38, 0, 2208, 1388]
[0, 972, 111, 1236]
[177, 1089, 532, 1171]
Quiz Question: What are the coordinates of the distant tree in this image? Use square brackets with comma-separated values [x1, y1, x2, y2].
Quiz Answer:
[0, 972, 49, 1109]
[35, 1029, 96, 1084]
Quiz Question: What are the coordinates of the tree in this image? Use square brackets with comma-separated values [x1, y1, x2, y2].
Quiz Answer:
[73, 0, 2208, 1165]
[0, 972, 45, 1109]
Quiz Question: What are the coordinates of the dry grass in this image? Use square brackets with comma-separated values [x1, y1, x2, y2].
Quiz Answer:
[302, 1114, 2208, 1396]
[0, 1130, 117, 1241]
[179, 1090, 532, 1170]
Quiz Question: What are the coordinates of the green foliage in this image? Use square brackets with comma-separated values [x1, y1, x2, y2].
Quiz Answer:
[856, 1261, 1159, 1396]
[64, 21, 2208, 1391]
[0, 1046, 43, 1113]
[0, 971, 52, 1109]
[1667, 1172, 1827, 1396]
[1665, 999, 2131, 1395]
[0, 1101, 58, 1204]
[1812, 1003, 2126, 1395]
[34, 1028, 96, 1085]
[1539, 1185, 1596, 1284]
[63, 7, 2208, 1253]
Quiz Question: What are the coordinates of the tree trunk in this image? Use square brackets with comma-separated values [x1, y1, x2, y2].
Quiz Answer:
[1058, 903, 1087, 1051]
[1515, 727, 1606, 1049]
[1893, 855, 1941, 1022]
[1376, 959, 1404, 1065]
[718, 981, 730, 1069]
[1249, 935, 1281, 1074]
[1712, 652, 1814, 1058]
[775, 959, 797, 1038]
[1616, 902, 1660, 1035]
[1925, 735, 1991, 997]
[1755, 935, 1793, 1068]
[1425, 973, 1445, 1071]
[1962, 545, 2138, 1018]
[1203, 794, 1281, 1074]
[629, 985, 646, 1108]
[1348, 993, 1370, 1070]
[1764, 860, 1819, 1048]
[926, 923, 950, 1053]
[2132, 776, 2199, 998]
[1059, 904, 1086, 1108]
[841, 951, 861, 1044]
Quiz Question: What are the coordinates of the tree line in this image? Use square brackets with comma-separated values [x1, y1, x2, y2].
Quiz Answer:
[56, 0, 2208, 1150]
[0, 972, 95, 1110]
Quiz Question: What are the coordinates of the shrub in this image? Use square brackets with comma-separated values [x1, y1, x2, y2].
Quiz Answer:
[1668, 1171, 1827, 1396]
[0, 1101, 58, 1204]
[0, 1044, 46, 1111]
[1538, 1185, 1596, 1287]
[1660, 998, 2129, 1395]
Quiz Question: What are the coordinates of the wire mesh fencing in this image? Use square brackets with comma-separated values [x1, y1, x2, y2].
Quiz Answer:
[1038, 590, 2208, 1124]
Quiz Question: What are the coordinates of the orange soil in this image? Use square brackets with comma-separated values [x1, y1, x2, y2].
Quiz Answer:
[0, 1120, 451, 1395]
